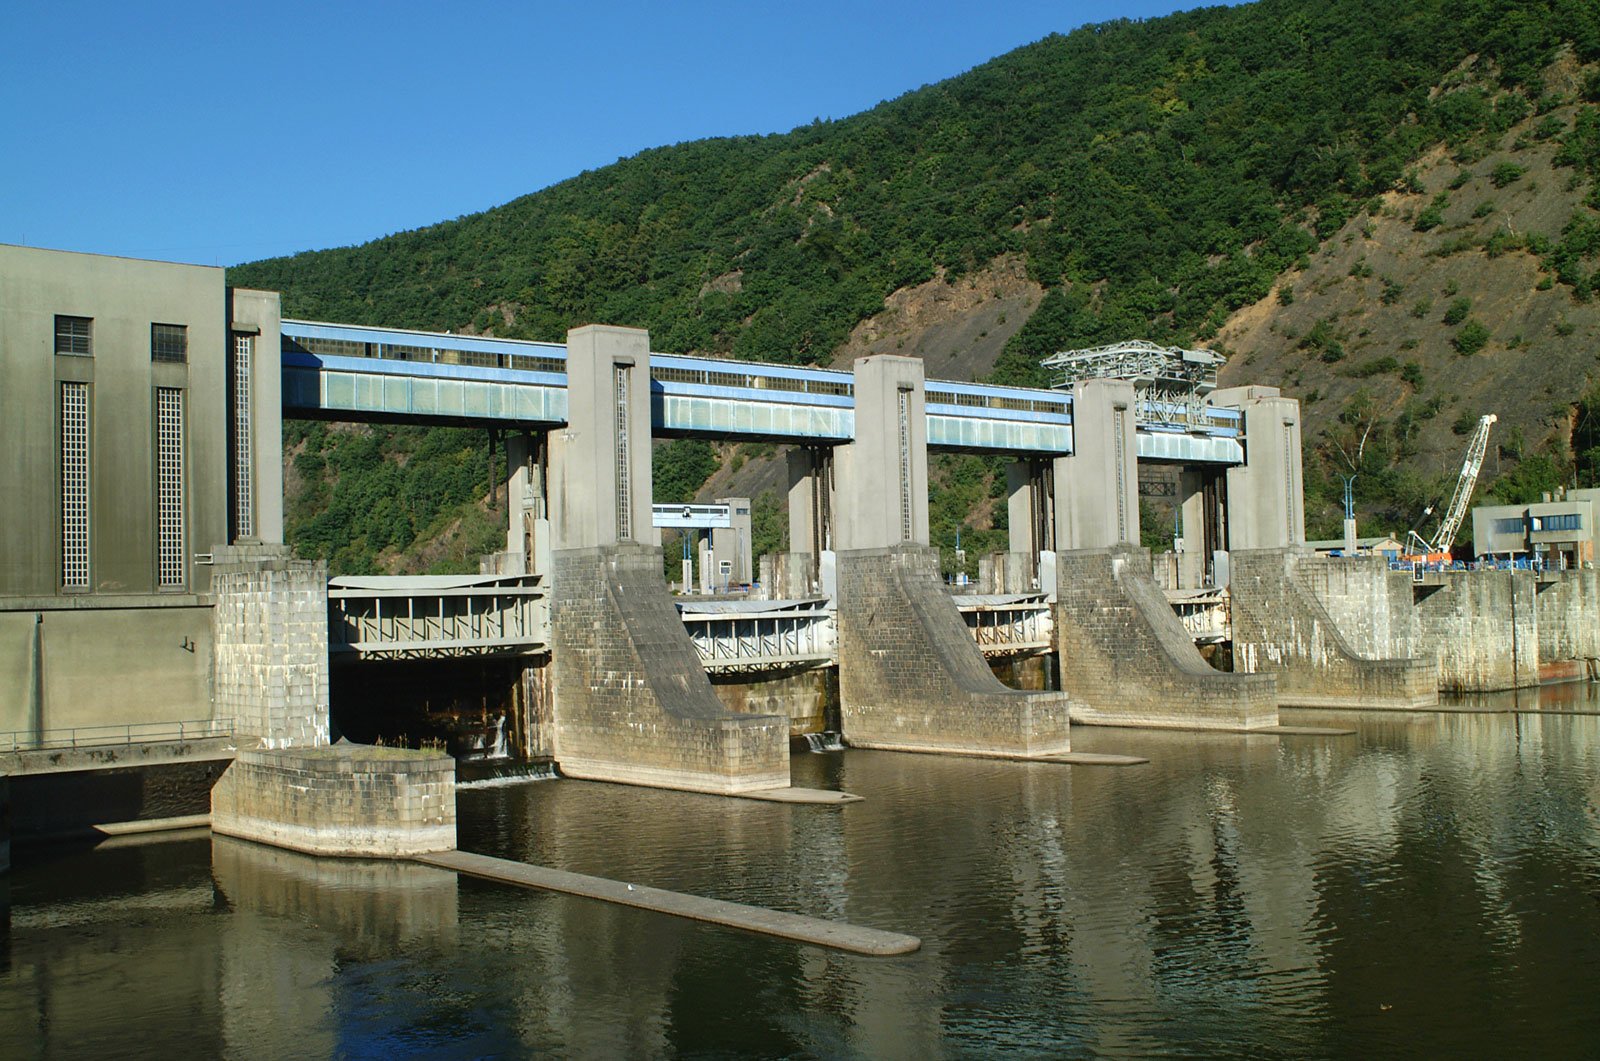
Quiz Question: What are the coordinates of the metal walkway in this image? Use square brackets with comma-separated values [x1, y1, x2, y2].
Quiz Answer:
[281, 320, 1243, 463]
[327, 573, 549, 659]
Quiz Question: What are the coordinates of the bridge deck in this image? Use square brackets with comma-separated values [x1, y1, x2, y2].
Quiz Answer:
[282, 320, 1242, 462]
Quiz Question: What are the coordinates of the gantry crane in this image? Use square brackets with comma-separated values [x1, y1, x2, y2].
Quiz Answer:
[1406, 413, 1497, 561]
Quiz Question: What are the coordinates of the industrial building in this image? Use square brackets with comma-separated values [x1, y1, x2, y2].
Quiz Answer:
[0, 244, 284, 739]
[1471, 488, 1600, 568]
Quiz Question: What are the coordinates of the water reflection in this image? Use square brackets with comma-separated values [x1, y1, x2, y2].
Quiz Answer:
[1, 694, 1598, 1058]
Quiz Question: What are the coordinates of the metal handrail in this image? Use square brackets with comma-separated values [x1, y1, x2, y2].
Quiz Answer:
[0, 717, 233, 753]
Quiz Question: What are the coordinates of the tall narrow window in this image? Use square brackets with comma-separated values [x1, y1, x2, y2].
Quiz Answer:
[156, 388, 186, 588]
[614, 365, 632, 541]
[60, 382, 91, 589]
[231, 334, 255, 539]
[1283, 424, 1296, 543]
[55, 315, 93, 356]
[897, 388, 914, 543]
[151, 323, 188, 363]
[1113, 407, 1128, 543]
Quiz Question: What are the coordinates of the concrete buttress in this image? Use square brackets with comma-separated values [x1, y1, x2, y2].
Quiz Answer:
[547, 326, 789, 793]
[1229, 548, 1437, 708]
[834, 355, 1073, 756]
[1054, 547, 1278, 730]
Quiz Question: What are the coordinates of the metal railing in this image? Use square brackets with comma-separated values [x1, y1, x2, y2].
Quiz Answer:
[0, 716, 233, 753]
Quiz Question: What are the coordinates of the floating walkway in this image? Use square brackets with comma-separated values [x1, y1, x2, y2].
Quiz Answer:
[415, 849, 922, 956]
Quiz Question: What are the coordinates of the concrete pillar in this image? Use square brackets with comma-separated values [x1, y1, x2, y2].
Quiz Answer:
[504, 431, 550, 578]
[834, 356, 929, 551]
[228, 288, 284, 546]
[1177, 466, 1226, 588]
[547, 325, 788, 794]
[1212, 386, 1305, 550]
[834, 354, 1072, 757]
[787, 447, 834, 558]
[1052, 380, 1139, 551]
[210, 544, 330, 750]
[549, 325, 658, 552]
[1005, 460, 1052, 588]
[711, 496, 753, 587]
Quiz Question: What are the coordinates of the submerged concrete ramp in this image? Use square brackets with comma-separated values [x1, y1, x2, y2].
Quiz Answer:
[836, 546, 1073, 757]
[1055, 548, 1278, 730]
[1230, 549, 1437, 708]
[551, 544, 790, 794]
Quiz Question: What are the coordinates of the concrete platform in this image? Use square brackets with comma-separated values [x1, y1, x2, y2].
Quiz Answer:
[1, 736, 236, 777]
[416, 849, 921, 956]
[1251, 724, 1357, 736]
[735, 787, 863, 805]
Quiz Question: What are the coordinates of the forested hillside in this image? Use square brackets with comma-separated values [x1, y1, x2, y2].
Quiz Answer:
[229, 0, 1600, 572]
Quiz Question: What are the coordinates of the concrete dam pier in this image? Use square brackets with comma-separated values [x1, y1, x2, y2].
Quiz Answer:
[831, 356, 1073, 758]
[1055, 548, 1278, 731]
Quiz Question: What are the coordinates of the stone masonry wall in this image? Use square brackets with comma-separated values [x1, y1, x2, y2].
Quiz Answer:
[550, 544, 789, 794]
[711, 668, 830, 736]
[836, 546, 1072, 757]
[1414, 570, 1539, 691]
[211, 545, 329, 749]
[1535, 569, 1600, 682]
[1230, 549, 1437, 708]
[1292, 555, 1421, 660]
[211, 745, 455, 857]
[1055, 548, 1278, 730]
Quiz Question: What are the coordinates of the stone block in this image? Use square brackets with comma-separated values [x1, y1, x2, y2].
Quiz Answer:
[210, 745, 455, 858]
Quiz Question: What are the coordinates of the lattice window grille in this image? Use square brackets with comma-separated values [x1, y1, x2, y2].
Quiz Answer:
[232, 334, 255, 539]
[156, 388, 186, 587]
[1284, 424, 1296, 543]
[1114, 407, 1128, 543]
[60, 382, 90, 589]
[614, 365, 632, 541]
[898, 389, 914, 543]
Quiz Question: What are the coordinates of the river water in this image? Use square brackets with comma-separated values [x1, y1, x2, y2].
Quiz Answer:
[4, 689, 1600, 1058]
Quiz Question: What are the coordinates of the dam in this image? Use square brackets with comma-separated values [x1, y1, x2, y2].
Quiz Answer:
[0, 243, 1592, 839]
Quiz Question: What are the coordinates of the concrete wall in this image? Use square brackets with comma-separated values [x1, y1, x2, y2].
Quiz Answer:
[0, 248, 288, 745]
[837, 547, 1072, 756]
[1229, 549, 1437, 708]
[0, 600, 214, 739]
[1535, 569, 1600, 682]
[1213, 386, 1304, 550]
[1054, 547, 1278, 730]
[211, 545, 330, 749]
[1414, 571, 1540, 691]
[1053, 380, 1139, 550]
[550, 545, 790, 793]
[211, 746, 455, 858]
[710, 668, 830, 736]
[758, 553, 816, 600]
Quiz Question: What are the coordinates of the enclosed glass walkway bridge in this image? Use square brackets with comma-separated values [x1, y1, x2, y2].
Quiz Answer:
[281, 320, 1243, 463]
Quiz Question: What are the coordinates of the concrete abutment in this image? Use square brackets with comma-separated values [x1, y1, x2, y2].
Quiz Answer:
[1055, 547, 1278, 730]
[836, 547, 1073, 756]
[1229, 549, 1437, 709]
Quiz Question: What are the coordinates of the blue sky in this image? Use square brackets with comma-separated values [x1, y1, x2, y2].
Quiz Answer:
[3, 1, 1212, 267]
